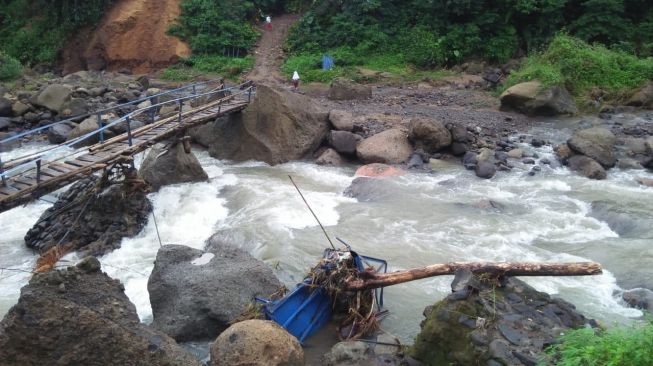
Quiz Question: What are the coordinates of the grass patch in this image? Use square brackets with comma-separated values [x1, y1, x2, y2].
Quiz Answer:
[0, 51, 22, 81]
[543, 318, 653, 366]
[282, 47, 453, 83]
[161, 55, 254, 81]
[504, 34, 653, 101]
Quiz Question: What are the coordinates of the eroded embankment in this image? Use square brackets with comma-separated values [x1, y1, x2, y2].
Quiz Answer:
[62, 0, 190, 74]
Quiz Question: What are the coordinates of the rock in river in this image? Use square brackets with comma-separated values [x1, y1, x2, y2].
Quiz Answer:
[206, 83, 329, 165]
[148, 240, 283, 342]
[409, 270, 593, 365]
[210, 320, 303, 366]
[0, 258, 202, 366]
[139, 141, 208, 191]
[24, 174, 152, 256]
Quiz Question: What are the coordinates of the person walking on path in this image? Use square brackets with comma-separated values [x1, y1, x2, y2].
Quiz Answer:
[292, 71, 300, 89]
[265, 15, 272, 30]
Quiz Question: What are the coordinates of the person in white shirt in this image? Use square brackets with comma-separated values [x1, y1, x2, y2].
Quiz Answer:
[265, 16, 272, 30]
[292, 71, 300, 89]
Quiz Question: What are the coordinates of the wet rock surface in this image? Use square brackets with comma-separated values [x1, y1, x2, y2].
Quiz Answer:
[148, 241, 283, 342]
[24, 175, 152, 256]
[410, 270, 592, 366]
[357, 129, 413, 164]
[206, 83, 329, 164]
[0, 258, 201, 366]
[210, 319, 304, 366]
[139, 141, 208, 191]
[500, 81, 578, 116]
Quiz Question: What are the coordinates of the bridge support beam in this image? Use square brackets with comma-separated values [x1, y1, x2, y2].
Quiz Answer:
[0, 156, 6, 187]
[126, 116, 133, 146]
[97, 113, 104, 143]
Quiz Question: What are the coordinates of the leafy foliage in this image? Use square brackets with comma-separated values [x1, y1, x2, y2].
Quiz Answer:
[287, 0, 653, 68]
[543, 318, 653, 365]
[0, 0, 114, 65]
[504, 34, 653, 98]
[0, 51, 22, 80]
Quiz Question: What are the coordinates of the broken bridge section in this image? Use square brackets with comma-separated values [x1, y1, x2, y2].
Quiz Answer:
[0, 80, 254, 213]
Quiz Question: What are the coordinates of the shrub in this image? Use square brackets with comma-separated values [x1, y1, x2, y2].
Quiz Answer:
[544, 318, 653, 365]
[0, 52, 22, 81]
[503, 34, 653, 98]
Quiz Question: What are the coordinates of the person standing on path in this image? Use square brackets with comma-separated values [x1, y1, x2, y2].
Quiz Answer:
[292, 71, 300, 89]
[265, 16, 272, 30]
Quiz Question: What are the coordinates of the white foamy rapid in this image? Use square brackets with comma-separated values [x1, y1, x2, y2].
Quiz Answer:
[1, 139, 652, 341]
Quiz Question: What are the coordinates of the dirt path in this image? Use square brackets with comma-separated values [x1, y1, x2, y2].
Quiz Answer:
[247, 14, 300, 84]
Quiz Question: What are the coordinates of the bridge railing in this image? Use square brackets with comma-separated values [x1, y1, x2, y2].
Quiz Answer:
[0, 78, 226, 147]
[0, 81, 254, 187]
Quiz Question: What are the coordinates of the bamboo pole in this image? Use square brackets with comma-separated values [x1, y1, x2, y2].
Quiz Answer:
[344, 262, 603, 291]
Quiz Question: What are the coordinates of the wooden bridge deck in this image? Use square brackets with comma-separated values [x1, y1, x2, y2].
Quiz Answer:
[0, 87, 251, 213]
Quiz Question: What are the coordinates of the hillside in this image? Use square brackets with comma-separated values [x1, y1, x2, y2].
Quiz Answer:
[62, 0, 191, 74]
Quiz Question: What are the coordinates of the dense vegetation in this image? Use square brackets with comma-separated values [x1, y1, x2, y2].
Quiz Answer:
[503, 34, 653, 101]
[288, 0, 653, 67]
[0, 51, 22, 81]
[0, 0, 114, 66]
[544, 318, 653, 365]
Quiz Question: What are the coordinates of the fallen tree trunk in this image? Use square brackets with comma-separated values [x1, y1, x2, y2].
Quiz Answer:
[345, 261, 602, 291]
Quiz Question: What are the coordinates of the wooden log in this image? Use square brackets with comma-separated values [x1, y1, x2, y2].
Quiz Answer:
[345, 261, 603, 291]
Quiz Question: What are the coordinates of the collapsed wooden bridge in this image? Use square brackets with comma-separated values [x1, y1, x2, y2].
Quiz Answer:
[0, 80, 254, 213]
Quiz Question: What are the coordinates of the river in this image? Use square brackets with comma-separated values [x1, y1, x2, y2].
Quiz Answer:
[1, 115, 652, 343]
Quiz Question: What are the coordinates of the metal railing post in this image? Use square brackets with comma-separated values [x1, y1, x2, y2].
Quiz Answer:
[178, 100, 183, 124]
[0, 156, 6, 187]
[248, 87, 252, 102]
[149, 98, 156, 124]
[36, 159, 42, 183]
[126, 116, 133, 146]
[97, 113, 104, 143]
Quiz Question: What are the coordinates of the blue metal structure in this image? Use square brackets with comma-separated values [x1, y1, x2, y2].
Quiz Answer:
[257, 246, 388, 343]
[322, 54, 335, 70]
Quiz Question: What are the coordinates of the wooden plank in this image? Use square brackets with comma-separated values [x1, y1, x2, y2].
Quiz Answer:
[48, 163, 73, 173]
[38, 168, 62, 178]
[64, 160, 87, 168]
[12, 177, 36, 187]
[76, 154, 105, 163]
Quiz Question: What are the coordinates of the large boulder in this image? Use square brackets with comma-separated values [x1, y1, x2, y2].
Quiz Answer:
[567, 155, 606, 180]
[356, 129, 413, 164]
[210, 320, 303, 366]
[567, 127, 616, 168]
[148, 241, 283, 342]
[24, 174, 152, 256]
[47, 123, 74, 144]
[0, 97, 12, 117]
[622, 288, 653, 314]
[408, 117, 453, 153]
[329, 109, 354, 131]
[59, 97, 89, 117]
[207, 84, 329, 165]
[139, 142, 208, 191]
[66, 116, 100, 146]
[328, 78, 372, 101]
[344, 176, 397, 202]
[0, 117, 10, 130]
[626, 82, 653, 108]
[409, 270, 592, 366]
[34, 84, 73, 112]
[500, 81, 578, 116]
[0, 258, 202, 366]
[328, 130, 361, 154]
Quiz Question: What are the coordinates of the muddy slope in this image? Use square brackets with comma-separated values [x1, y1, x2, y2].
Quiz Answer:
[62, 0, 190, 74]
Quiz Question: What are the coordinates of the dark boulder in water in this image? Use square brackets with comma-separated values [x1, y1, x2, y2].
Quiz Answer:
[148, 240, 283, 342]
[24, 173, 151, 256]
[0, 258, 202, 366]
[409, 270, 593, 366]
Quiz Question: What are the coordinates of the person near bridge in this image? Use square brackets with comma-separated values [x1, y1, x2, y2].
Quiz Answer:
[292, 71, 300, 89]
[265, 16, 272, 30]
